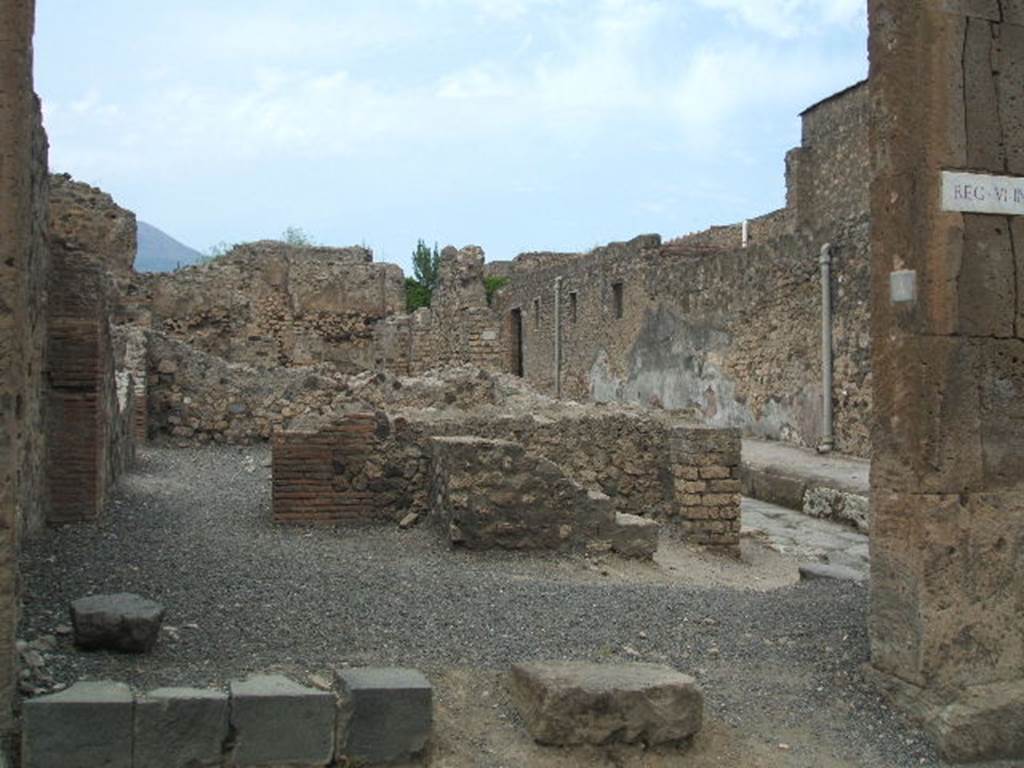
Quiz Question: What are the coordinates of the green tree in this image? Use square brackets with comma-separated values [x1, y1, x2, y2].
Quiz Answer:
[406, 239, 441, 312]
[484, 276, 509, 306]
[413, 239, 441, 292]
[282, 226, 314, 246]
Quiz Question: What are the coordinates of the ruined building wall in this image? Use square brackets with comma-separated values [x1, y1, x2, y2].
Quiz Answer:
[45, 174, 140, 523]
[149, 242, 405, 371]
[0, 0, 46, 727]
[274, 409, 741, 548]
[497, 83, 873, 457]
[371, 246, 504, 375]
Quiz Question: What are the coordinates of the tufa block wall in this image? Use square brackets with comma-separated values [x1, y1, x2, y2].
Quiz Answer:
[867, 0, 1024, 761]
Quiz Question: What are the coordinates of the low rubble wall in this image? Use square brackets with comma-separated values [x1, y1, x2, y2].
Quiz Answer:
[272, 409, 740, 550]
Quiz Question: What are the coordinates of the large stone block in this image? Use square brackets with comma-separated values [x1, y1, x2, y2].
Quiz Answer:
[71, 592, 165, 653]
[931, 681, 1024, 762]
[229, 675, 336, 767]
[335, 668, 433, 764]
[135, 687, 229, 768]
[430, 436, 613, 551]
[608, 513, 659, 559]
[22, 681, 133, 768]
[870, 492, 1024, 690]
[871, 335, 983, 495]
[509, 662, 703, 747]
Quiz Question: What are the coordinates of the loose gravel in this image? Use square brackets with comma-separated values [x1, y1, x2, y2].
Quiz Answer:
[21, 444, 942, 767]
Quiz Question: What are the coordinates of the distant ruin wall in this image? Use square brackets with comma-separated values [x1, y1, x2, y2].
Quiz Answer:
[149, 242, 405, 371]
[0, 0, 46, 727]
[371, 246, 504, 375]
[497, 83, 872, 457]
[147, 332, 349, 443]
[48, 174, 137, 274]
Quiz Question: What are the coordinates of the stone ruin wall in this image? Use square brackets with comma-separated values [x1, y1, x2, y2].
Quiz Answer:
[0, 0, 47, 726]
[496, 82, 872, 457]
[45, 177, 141, 524]
[147, 242, 405, 371]
[370, 246, 504, 376]
[272, 406, 741, 549]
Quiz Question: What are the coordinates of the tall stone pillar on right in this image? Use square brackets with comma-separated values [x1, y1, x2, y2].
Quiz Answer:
[868, 1, 1024, 762]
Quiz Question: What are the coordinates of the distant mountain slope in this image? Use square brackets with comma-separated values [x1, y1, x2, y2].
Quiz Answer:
[136, 221, 204, 272]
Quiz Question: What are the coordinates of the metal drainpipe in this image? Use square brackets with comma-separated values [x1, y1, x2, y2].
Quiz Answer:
[819, 243, 834, 453]
[554, 277, 562, 399]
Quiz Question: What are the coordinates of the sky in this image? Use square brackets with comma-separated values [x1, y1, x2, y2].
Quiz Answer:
[35, 0, 868, 273]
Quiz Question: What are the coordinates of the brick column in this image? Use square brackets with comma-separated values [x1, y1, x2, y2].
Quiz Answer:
[668, 426, 741, 550]
[868, 1, 1024, 760]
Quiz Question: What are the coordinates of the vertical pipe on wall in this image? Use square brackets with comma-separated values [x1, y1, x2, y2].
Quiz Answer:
[553, 277, 562, 399]
[819, 243, 834, 453]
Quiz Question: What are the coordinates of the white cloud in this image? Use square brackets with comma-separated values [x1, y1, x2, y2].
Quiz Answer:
[43, 0, 866, 183]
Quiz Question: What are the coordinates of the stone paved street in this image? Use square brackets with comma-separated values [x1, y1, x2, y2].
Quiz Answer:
[741, 498, 869, 576]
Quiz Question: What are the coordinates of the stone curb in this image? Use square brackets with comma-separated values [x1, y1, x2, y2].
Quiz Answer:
[22, 669, 435, 768]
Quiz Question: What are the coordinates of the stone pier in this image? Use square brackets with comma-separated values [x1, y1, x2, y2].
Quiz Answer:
[867, 0, 1024, 761]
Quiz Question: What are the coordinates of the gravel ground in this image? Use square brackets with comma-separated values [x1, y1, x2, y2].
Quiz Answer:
[20, 444, 943, 767]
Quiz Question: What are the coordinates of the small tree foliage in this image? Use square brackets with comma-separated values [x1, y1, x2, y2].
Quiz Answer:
[406, 239, 441, 311]
[484, 276, 509, 306]
[282, 226, 314, 246]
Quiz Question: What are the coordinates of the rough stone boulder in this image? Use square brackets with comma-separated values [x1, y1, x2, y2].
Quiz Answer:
[609, 513, 659, 559]
[509, 662, 703, 747]
[429, 436, 614, 552]
[71, 593, 166, 653]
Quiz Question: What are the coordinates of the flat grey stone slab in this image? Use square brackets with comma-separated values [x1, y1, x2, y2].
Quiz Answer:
[135, 687, 229, 768]
[229, 675, 335, 767]
[71, 592, 165, 653]
[510, 662, 703, 747]
[336, 668, 433, 764]
[799, 562, 867, 584]
[22, 681, 133, 768]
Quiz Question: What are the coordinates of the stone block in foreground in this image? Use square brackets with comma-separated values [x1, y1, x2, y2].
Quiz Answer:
[336, 667, 433, 764]
[71, 592, 165, 653]
[135, 686, 229, 768]
[609, 513, 659, 559]
[509, 662, 703, 747]
[22, 681, 133, 768]
[229, 675, 336, 767]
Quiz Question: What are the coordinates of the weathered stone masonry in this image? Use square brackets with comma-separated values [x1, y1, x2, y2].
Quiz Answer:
[272, 407, 740, 551]
[497, 83, 872, 458]
[867, 0, 1024, 761]
[0, 0, 46, 726]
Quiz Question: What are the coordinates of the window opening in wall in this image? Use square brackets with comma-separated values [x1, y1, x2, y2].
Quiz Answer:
[533, 298, 541, 328]
[569, 292, 578, 323]
[612, 282, 624, 319]
[509, 308, 524, 377]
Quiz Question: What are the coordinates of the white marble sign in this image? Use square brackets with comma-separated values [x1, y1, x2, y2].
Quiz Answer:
[942, 170, 1024, 215]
